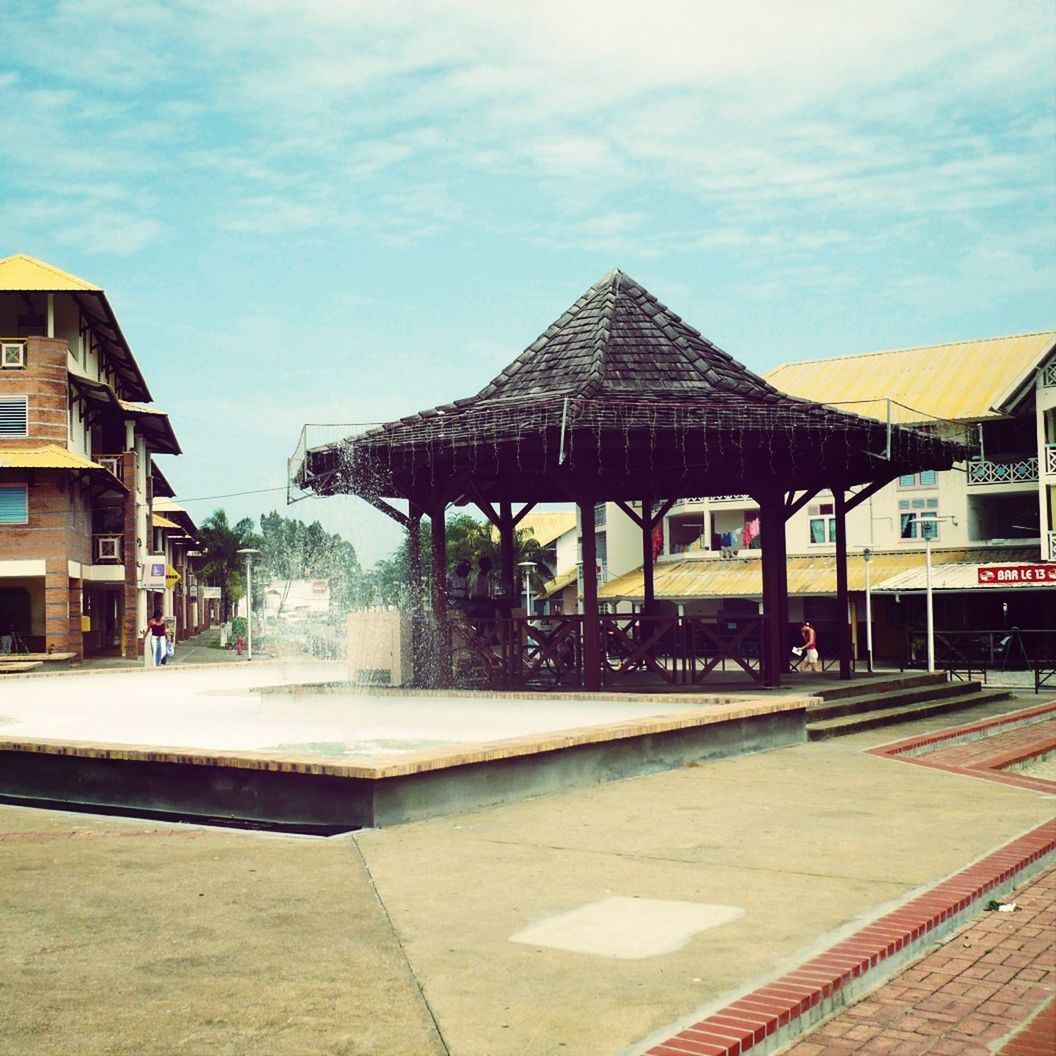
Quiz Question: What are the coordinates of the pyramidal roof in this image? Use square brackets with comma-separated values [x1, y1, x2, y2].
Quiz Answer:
[0, 253, 101, 292]
[472, 269, 780, 404]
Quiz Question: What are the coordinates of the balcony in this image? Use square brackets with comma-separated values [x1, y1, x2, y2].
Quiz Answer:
[1048, 531, 1056, 562]
[95, 453, 125, 484]
[1046, 444, 1056, 477]
[966, 456, 1038, 487]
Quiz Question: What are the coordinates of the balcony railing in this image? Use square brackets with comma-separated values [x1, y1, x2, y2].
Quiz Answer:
[95, 453, 124, 483]
[1046, 444, 1056, 477]
[1048, 531, 1056, 562]
[966, 456, 1038, 486]
[674, 494, 751, 507]
[1042, 360, 1056, 388]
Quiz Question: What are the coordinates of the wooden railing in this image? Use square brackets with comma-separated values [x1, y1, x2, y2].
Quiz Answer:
[446, 612, 772, 688]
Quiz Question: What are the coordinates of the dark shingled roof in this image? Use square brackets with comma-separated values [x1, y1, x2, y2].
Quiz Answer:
[472, 269, 778, 403]
[296, 270, 971, 504]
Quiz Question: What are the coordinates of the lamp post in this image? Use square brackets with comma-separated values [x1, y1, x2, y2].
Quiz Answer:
[518, 560, 536, 616]
[863, 547, 874, 673]
[236, 548, 260, 660]
[923, 517, 956, 674]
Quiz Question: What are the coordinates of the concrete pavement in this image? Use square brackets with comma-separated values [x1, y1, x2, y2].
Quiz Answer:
[1, 692, 1053, 1055]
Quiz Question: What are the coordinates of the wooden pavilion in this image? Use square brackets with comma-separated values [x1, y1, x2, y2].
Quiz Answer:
[294, 270, 968, 690]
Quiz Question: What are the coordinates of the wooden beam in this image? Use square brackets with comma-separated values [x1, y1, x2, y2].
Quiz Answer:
[834, 488, 852, 679]
[578, 498, 602, 691]
[362, 494, 410, 528]
[843, 474, 897, 514]
[785, 489, 820, 520]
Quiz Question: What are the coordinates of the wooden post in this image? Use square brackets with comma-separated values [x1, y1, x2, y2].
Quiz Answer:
[758, 488, 786, 688]
[641, 495, 655, 615]
[834, 487, 851, 679]
[578, 499, 602, 691]
[431, 503, 448, 619]
[430, 501, 451, 686]
[407, 503, 423, 683]
[499, 501, 515, 600]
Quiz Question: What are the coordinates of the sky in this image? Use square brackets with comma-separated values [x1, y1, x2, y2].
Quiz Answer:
[3, 0, 1054, 565]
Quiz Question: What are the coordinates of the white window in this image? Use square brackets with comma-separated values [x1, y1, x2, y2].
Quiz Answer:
[808, 502, 836, 544]
[0, 396, 28, 436]
[900, 511, 939, 540]
[0, 484, 28, 524]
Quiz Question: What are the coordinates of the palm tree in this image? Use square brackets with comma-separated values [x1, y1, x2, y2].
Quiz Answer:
[197, 509, 262, 620]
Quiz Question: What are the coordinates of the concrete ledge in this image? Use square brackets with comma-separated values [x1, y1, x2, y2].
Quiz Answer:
[0, 699, 807, 830]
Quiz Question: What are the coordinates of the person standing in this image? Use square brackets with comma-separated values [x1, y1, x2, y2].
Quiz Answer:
[145, 609, 168, 666]
[0, 610, 12, 655]
[798, 621, 819, 672]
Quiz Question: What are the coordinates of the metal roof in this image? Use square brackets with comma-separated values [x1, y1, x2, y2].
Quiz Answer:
[0, 253, 152, 403]
[492, 510, 577, 548]
[764, 332, 1056, 425]
[874, 556, 1053, 593]
[151, 512, 181, 530]
[0, 444, 107, 471]
[598, 547, 1040, 600]
[0, 253, 101, 292]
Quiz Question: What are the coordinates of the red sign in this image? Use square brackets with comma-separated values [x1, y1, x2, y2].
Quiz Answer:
[977, 565, 1056, 585]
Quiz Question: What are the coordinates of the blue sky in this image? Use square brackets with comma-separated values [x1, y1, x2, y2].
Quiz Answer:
[3, 0, 1054, 564]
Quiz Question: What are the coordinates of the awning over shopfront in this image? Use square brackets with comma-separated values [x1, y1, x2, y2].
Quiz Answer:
[874, 552, 1050, 593]
[598, 547, 1040, 601]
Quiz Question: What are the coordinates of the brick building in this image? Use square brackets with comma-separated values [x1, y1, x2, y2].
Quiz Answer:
[0, 253, 197, 660]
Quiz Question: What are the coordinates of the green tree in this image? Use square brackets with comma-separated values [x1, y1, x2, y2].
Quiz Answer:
[258, 512, 363, 616]
[361, 512, 552, 606]
[197, 509, 262, 620]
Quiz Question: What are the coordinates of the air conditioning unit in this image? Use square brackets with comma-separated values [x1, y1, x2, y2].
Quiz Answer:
[98, 455, 122, 480]
[1, 342, 25, 369]
[95, 535, 122, 562]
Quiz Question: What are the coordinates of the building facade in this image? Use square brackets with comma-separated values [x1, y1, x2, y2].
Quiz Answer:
[0, 254, 196, 659]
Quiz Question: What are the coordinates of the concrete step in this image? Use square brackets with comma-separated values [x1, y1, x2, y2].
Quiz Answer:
[811, 671, 949, 702]
[807, 687, 1014, 740]
[807, 679, 981, 722]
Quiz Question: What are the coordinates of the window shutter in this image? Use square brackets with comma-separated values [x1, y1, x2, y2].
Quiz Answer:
[0, 485, 28, 524]
[0, 397, 28, 436]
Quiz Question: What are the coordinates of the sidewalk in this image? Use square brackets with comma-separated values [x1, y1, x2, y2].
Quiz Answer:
[781, 864, 1055, 1056]
[0, 688, 1053, 1055]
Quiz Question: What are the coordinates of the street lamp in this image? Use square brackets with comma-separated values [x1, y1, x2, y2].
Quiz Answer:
[236, 548, 261, 660]
[518, 560, 537, 616]
[924, 518, 957, 674]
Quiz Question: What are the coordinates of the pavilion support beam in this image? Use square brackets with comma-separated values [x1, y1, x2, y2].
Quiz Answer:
[640, 495, 655, 613]
[499, 501, 515, 600]
[834, 487, 852, 679]
[406, 503, 424, 684]
[430, 500, 452, 687]
[757, 488, 787, 688]
[578, 498, 602, 691]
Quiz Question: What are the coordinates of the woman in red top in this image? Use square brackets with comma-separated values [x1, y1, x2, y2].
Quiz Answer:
[145, 609, 168, 666]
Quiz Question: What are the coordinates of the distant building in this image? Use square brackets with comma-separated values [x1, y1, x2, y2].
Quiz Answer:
[0, 253, 197, 659]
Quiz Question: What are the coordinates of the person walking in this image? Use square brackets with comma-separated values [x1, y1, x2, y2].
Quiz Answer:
[145, 609, 168, 666]
[798, 621, 819, 672]
[0, 610, 12, 655]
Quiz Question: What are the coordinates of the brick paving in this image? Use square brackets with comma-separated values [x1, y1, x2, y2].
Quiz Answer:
[782, 864, 1056, 1056]
[922, 718, 1056, 771]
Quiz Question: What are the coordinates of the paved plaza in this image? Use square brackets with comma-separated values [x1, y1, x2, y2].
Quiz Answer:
[0, 662, 1053, 1055]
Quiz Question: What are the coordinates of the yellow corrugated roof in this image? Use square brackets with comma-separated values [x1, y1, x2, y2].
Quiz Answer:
[765, 332, 1055, 424]
[598, 547, 1039, 600]
[539, 566, 578, 598]
[0, 253, 101, 292]
[0, 444, 105, 471]
[152, 498, 187, 514]
[493, 510, 577, 548]
[151, 513, 181, 530]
